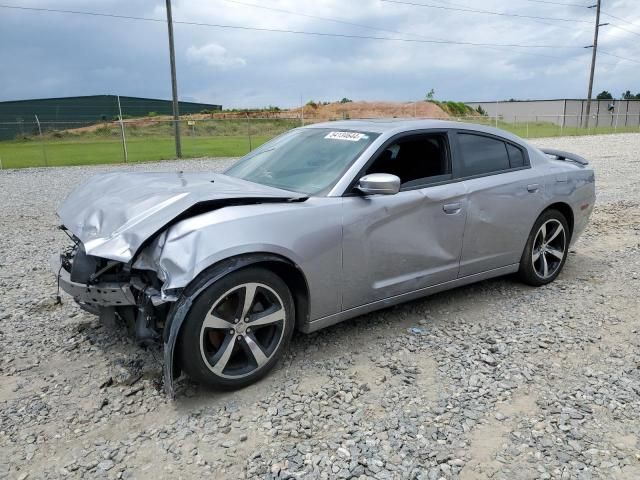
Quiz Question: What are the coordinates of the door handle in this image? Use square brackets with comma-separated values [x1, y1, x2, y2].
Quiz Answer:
[527, 183, 540, 193]
[443, 203, 462, 214]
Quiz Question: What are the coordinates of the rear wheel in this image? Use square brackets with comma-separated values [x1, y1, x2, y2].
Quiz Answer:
[179, 267, 294, 389]
[519, 209, 569, 286]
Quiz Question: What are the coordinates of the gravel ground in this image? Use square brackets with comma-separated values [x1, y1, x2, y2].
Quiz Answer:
[1, 133, 639, 480]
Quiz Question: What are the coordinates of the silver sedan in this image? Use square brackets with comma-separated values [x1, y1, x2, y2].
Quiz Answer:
[51, 119, 595, 394]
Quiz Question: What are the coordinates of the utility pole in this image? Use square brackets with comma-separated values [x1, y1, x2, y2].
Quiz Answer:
[34, 114, 48, 167]
[584, 0, 604, 128]
[117, 95, 129, 163]
[166, 0, 182, 157]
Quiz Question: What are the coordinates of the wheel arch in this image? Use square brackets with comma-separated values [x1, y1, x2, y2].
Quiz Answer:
[543, 202, 574, 240]
[163, 252, 310, 396]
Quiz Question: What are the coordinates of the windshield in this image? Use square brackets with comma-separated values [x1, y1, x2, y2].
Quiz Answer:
[225, 128, 379, 194]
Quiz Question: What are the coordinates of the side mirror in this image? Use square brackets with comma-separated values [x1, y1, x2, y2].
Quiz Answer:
[356, 173, 401, 195]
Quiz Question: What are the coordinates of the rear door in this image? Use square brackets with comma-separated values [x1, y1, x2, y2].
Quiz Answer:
[454, 131, 545, 277]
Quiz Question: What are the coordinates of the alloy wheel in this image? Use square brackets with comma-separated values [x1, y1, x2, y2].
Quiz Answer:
[532, 219, 566, 279]
[199, 282, 287, 379]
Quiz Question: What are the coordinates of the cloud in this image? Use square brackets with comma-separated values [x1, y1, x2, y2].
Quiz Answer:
[186, 43, 246, 69]
[92, 66, 127, 78]
[0, 0, 638, 107]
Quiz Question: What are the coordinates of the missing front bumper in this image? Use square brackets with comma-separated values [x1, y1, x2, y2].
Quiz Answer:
[49, 253, 137, 310]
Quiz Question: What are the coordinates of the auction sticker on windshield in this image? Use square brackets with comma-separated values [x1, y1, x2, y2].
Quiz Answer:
[325, 131, 369, 141]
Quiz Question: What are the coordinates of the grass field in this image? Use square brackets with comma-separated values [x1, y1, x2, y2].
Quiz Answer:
[0, 117, 638, 169]
[460, 117, 640, 138]
[0, 136, 270, 169]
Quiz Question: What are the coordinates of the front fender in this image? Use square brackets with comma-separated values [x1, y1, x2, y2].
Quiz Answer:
[161, 240, 305, 292]
[139, 200, 343, 319]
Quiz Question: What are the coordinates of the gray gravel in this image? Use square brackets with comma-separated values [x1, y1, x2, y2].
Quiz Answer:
[1, 133, 639, 479]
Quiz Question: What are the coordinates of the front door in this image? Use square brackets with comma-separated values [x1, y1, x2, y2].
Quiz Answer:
[341, 184, 467, 310]
[340, 131, 467, 310]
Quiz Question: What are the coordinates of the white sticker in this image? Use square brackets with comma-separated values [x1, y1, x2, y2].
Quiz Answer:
[325, 131, 368, 141]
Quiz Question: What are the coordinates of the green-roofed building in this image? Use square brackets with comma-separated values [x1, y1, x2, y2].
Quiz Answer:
[0, 94, 221, 140]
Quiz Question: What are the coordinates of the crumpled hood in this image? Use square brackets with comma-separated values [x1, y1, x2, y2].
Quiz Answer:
[58, 171, 306, 263]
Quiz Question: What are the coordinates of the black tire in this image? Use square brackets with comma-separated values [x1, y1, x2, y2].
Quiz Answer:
[519, 209, 570, 286]
[179, 267, 295, 389]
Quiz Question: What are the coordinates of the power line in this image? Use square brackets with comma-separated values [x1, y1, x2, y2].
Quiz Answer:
[0, 2, 630, 68]
[604, 22, 640, 38]
[599, 50, 640, 64]
[217, 0, 596, 63]
[600, 10, 640, 28]
[215, 0, 630, 66]
[382, 0, 640, 41]
[520, 0, 592, 7]
[411, 0, 583, 28]
[219, 0, 425, 39]
[0, 4, 158, 22]
[0, 3, 584, 49]
[520, 1, 640, 37]
[379, 0, 592, 24]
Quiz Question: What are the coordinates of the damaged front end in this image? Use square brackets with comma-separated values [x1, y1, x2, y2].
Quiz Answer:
[51, 170, 308, 396]
[51, 228, 171, 344]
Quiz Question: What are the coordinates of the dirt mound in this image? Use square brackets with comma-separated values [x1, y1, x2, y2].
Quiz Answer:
[206, 101, 450, 121]
[59, 101, 450, 134]
[302, 101, 449, 121]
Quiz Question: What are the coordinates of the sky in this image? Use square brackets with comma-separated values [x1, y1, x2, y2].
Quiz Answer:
[1, 0, 639, 108]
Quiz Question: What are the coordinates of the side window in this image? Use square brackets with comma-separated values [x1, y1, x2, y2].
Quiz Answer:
[458, 133, 510, 177]
[506, 143, 525, 168]
[365, 133, 451, 188]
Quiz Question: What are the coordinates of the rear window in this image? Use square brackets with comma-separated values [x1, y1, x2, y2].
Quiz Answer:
[458, 133, 510, 176]
[506, 143, 526, 168]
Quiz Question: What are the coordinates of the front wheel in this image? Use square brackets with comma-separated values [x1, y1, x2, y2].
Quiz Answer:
[519, 209, 570, 286]
[179, 267, 295, 389]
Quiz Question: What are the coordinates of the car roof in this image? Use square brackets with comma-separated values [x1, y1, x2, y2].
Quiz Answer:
[303, 118, 527, 145]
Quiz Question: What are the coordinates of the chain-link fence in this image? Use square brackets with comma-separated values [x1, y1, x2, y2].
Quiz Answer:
[450, 113, 640, 138]
[0, 116, 302, 169]
[0, 113, 638, 169]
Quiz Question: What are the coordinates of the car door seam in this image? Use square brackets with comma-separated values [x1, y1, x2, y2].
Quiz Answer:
[455, 181, 470, 279]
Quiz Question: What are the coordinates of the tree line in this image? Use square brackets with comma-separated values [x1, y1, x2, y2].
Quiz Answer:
[596, 90, 640, 100]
